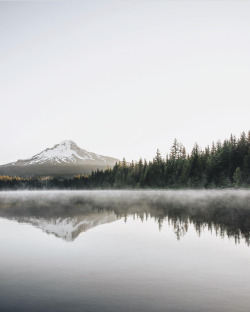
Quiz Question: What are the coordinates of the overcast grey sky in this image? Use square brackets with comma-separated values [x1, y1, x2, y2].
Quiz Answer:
[1, 0, 249, 164]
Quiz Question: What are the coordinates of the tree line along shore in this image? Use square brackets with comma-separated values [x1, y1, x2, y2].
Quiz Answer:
[0, 131, 249, 190]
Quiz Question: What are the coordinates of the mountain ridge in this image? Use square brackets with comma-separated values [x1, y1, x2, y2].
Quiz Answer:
[0, 140, 120, 177]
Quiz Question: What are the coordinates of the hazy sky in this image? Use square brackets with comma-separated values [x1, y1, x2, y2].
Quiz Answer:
[1, 0, 249, 164]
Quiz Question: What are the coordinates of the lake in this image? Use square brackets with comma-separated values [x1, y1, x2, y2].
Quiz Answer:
[0, 190, 250, 312]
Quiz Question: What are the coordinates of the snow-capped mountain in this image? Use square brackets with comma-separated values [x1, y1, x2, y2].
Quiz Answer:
[5, 140, 119, 167]
[0, 140, 120, 177]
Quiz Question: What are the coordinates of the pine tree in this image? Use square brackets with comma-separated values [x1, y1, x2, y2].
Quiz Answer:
[233, 167, 242, 187]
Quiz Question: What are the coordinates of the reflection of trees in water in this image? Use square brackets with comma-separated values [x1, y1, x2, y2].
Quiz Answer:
[0, 191, 250, 244]
[91, 192, 250, 245]
[170, 218, 189, 240]
[126, 209, 250, 245]
[122, 210, 250, 245]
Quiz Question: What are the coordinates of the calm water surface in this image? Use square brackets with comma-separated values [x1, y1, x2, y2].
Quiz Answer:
[0, 190, 250, 312]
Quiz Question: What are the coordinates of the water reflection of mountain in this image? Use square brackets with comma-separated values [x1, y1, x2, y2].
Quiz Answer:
[0, 190, 250, 244]
[11, 214, 117, 241]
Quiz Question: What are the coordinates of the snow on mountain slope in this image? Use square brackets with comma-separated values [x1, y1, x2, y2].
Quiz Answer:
[27, 140, 93, 165]
[3, 140, 119, 167]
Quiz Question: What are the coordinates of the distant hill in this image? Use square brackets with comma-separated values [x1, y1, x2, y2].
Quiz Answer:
[0, 140, 119, 178]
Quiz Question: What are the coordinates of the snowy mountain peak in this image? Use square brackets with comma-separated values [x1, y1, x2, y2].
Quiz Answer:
[59, 140, 77, 147]
[2, 140, 119, 168]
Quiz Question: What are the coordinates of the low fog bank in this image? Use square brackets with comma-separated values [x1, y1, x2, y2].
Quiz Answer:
[0, 189, 250, 210]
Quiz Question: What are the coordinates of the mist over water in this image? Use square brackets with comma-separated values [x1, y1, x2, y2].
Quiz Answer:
[1, 190, 250, 312]
[1, 190, 250, 243]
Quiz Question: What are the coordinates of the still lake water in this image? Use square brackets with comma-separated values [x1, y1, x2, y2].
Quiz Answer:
[0, 190, 250, 312]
